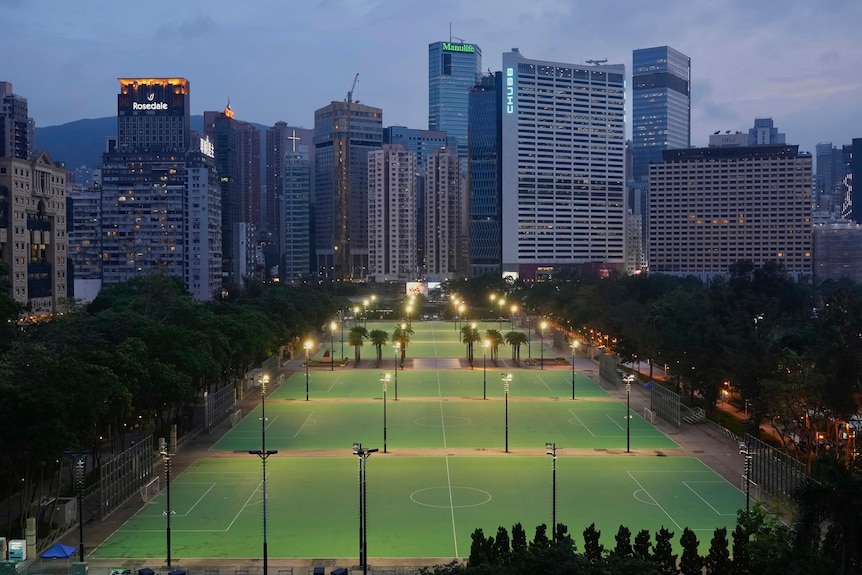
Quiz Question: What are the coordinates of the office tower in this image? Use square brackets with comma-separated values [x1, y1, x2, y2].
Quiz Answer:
[0, 82, 33, 160]
[0, 151, 68, 316]
[816, 142, 845, 197]
[281, 143, 311, 281]
[428, 40, 482, 159]
[313, 100, 382, 279]
[748, 118, 785, 145]
[467, 71, 502, 278]
[265, 123, 313, 269]
[99, 78, 221, 300]
[204, 104, 262, 285]
[501, 49, 627, 280]
[425, 146, 464, 280]
[368, 144, 417, 282]
[813, 222, 862, 284]
[648, 143, 812, 279]
[631, 46, 691, 182]
[67, 186, 102, 302]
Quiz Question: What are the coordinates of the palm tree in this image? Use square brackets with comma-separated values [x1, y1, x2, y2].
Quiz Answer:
[461, 324, 481, 367]
[485, 329, 504, 365]
[368, 329, 389, 367]
[392, 323, 413, 367]
[505, 331, 529, 366]
[348, 325, 368, 367]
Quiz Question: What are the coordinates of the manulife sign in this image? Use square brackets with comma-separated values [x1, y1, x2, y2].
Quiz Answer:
[442, 42, 475, 53]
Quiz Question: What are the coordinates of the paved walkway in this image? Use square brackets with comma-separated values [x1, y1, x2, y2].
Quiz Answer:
[55, 348, 751, 575]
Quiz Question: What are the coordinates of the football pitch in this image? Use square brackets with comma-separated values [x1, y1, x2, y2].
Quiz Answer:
[91, 321, 745, 561]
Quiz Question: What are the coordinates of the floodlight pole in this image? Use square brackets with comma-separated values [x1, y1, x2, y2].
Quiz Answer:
[248, 377, 277, 575]
[626, 379, 632, 453]
[571, 341, 578, 400]
[739, 440, 753, 512]
[483, 343, 487, 400]
[353, 443, 378, 575]
[502, 373, 512, 453]
[64, 450, 88, 563]
[159, 442, 175, 567]
[546, 442, 557, 541]
[380, 375, 390, 453]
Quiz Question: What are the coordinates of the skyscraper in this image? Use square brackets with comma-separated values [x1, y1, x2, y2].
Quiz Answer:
[368, 144, 417, 282]
[501, 49, 627, 280]
[281, 143, 311, 281]
[425, 147, 464, 280]
[748, 118, 785, 145]
[204, 104, 262, 285]
[467, 71, 502, 278]
[631, 46, 691, 182]
[428, 40, 481, 159]
[314, 100, 382, 279]
[0, 81, 33, 160]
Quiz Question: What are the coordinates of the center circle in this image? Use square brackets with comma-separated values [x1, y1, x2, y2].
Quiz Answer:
[414, 416, 472, 427]
[410, 486, 492, 508]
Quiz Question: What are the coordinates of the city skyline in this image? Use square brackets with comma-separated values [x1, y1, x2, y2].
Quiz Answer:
[3, 0, 861, 157]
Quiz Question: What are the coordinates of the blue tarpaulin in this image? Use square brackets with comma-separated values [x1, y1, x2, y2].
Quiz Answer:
[41, 543, 77, 559]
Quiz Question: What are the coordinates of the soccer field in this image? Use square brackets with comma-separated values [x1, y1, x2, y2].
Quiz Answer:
[91, 321, 745, 561]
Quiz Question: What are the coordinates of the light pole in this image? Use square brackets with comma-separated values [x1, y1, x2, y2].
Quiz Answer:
[393, 342, 400, 400]
[340, 308, 345, 359]
[400, 322, 407, 368]
[330, 321, 337, 371]
[482, 340, 489, 399]
[248, 376, 277, 575]
[363, 298, 370, 328]
[571, 341, 579, 400]
[304, 340, 312, 401]
[527, 316, 532, 358]
[498, 298, 505, 330]
[353, 306, 360, 328]
[739, 441, 753, 512]
[502, 373, 512, 452]
[469, 322, 477, 369]
[540, 320, 548, 370]
[545, 442, 557, 541]
[380, 374, 390, 453]
[158, 442, 175, 567]
[353, 442, 379, 575]
[63, 450, 88, 563]
[510, 304, 518, 333]
[458, 304, 465, 335]
[624, 375, 634, 453]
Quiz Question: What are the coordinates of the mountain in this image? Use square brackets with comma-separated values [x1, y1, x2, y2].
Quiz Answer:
[34, 115, 270, 170]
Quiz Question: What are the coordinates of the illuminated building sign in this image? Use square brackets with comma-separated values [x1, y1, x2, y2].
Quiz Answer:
[506, 68, 514, 114]
[442, 42, 475, 53]
[132, 102, 168, 111]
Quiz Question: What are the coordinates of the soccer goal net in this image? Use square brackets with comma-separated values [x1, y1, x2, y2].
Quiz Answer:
[643, 407, 656, 424]
[230, 409, 242, 427]
[140, 476, 160, 503]
[741, 475, 761, 502]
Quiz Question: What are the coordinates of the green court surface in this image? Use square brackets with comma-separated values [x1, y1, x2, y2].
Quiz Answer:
[91, 456, 742, 560]
[210, 399, 678, 451]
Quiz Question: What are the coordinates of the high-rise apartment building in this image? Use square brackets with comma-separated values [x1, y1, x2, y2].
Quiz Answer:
[204, 105, 262, 285]
[281, 143, 311, 281]
[467, 71, 502, 278]
[0, 151, 68, 316]
[425, 146, 464, 280]
[368, 144, 417, 282]
[648, 144, 812, 279]
[428, 40, 481, 160]
[313, 100, 382, 279]
[850, 138, 862, 225]
[0, 82, 34, 160]
[501, 49, 627, 280]
[631, 46, 690, 182]
[98, 78, 221, 300]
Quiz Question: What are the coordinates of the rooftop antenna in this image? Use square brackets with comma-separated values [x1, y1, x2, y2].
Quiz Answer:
[449, 22, 464, 43]
[585, 59, 608, 66]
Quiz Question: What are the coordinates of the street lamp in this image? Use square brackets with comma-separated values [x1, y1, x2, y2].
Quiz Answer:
[540, 320, 548, 370]
[353, 306, 360, 328]
[510, 304, 518, 333]
[63, 450, 88, 563]
[458, 304, 465, 334]
[571, 341, 579, 400]
[739, 441, 753, 512]
[352, 442, 379, 575]
[363, 298, 370, 327]
[498, 298, 505, 330]
[624, 375, 635, 453]
[330, 321, 337, 371]
[380, 374, 390, 453]
[400, 322, 407, 368]
[393, 341, 400, 400]
[482, 340, 489, 399]
[248, 376, 277, 575]
[158, 442, 175, 567]
[304, 340, 312, 401]
[502, 373, 512, 452]
[545, 442, 557, 541]
[527, 315, 532, 358]
[340, 308, 346, 359]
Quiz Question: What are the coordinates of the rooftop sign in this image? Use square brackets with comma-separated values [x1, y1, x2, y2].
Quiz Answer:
[442, 42, 475, 53]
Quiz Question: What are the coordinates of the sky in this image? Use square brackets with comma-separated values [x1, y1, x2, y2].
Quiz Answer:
[3, 0, 861, 156]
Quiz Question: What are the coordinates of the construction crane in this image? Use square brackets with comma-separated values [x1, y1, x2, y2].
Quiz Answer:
[585, 59, 608, 66]
[347, 73, 359, 103]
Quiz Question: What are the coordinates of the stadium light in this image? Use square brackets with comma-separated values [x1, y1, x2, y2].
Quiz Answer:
[248, 375, 277, 575]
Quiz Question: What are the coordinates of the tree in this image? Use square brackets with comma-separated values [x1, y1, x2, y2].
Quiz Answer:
[511, 522, 528, 555]
[678, 527, 702, 575]
[485, 329, 504, 364]
[348, 326, 368, 366]
[492, 526, 511, 565]
[611, 524, 633, 558]
[583, 522, 604, 564]
[504, 331, 528, 365]
[634, 529, 652, 562]
[651, 527, 677, 575]
[468, 528, 489, 566]
[368, 329, 389, 367]
[704, 527, 731, 575]
[392, 323, 413, 366]
[461, 323, 481, 367]
[731, 523, 752, 575]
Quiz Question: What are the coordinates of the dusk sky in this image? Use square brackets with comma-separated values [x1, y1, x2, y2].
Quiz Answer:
[4, 0, 861, 155]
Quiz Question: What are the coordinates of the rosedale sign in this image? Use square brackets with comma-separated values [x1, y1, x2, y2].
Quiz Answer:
[133, 101, 168, 111]
[442, 42, 475, 53]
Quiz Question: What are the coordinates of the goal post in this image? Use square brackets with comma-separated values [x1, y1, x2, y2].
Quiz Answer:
[140, 476, 159, 503]
[643, 407, 656, 424]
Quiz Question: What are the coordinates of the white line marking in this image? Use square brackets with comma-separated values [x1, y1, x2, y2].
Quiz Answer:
[626, 471, 682, 530]
[183, 483, 216, 516]
[606, 413, 625, 431]
[683, 481, 736, 516]
[226, 480, 263, 531]
[535, 375, 553, 392]
[568, 411, 596, 437]
[264, 415, 278, 431]
[327, 377, 340, 392]
[294, 411, 315, 438]
[444, 456, 458, 557]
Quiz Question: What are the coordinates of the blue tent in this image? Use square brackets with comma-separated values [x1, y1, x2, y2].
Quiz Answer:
[41, 543, 77, 559]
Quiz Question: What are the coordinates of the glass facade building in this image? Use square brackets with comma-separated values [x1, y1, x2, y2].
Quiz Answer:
[468, 72, 502, 278]
[428, 41, 482, 160]
[632, 46, 691, 182]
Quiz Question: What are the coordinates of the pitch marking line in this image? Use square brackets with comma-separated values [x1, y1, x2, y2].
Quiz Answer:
[293, 411, 315, 438]
[606, 413, 625, 431]
[535, 375, 553, 392]
[327, 376, 340, 392]
[444, 456, 458, 557]
[683, 481, 737, 517]
[626, 471, 682, 530]
[568, 410, 596, 437]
